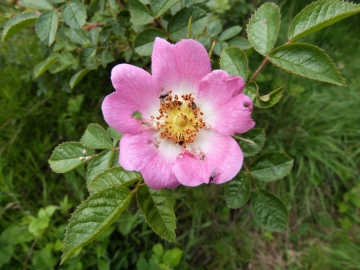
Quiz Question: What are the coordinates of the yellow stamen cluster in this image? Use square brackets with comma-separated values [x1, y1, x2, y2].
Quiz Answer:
[151, 91, 206, 148]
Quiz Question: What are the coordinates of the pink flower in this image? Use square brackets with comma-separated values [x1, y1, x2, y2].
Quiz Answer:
[102, 38, 255, 190]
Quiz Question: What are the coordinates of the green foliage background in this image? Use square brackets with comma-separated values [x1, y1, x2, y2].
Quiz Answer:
[1, 0, 360, 269]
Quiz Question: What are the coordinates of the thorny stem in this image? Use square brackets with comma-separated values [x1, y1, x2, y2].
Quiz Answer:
[249, 56, 269, 83]
[83, 23, 104, 31]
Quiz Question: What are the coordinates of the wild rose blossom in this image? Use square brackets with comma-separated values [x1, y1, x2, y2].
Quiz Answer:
[102, 38, 255, 190]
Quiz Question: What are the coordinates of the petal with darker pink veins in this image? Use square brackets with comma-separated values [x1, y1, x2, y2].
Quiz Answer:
[120, 131, 182, 190]
[196, 70, 255, 135]
[173, 130, 243, 186]
[102, 64, 159, 134]
[152, 38, 211, 96]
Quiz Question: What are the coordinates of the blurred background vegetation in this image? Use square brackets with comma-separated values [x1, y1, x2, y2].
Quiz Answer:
[1, 0, 359, 269]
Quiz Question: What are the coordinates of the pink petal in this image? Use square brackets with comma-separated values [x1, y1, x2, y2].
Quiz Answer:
[152, 38, 211, 96]
[102, 64, 160, 134]
[196, 70, 255, 135]
[120, 131, 182, 190]
[173, 130, 243, 186]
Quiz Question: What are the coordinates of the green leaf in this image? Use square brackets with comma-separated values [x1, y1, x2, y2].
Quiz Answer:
[2, 13, 39, 42]
[70, 68, 89, 89]
[33, 53, 59, 78]
[107, 127, 123, 141]
[35, 10, 59, 46]
[81, 124, 113, 150]
[19, 0, 53, 10]
[100, 50, 115, 68]
[250, 152, 293, 182]
[288, 0, 360, 41]
[254, 86, 284, 109]
[134, 28, 167, 56]
[206, 19, 222, 37]
[219, 25, 242, 41]
[137, 185, 176, 241]
[61, 186, 132, 263]
[220, 46, 248, 81]
[86, 150, 113, 183]
[61, 0, 87, 29]
[235, 128, 265, 157]
[243, 81, 258, 101]
[88, 167, 142, 194]
[251, 189, 288, 232]
[67, 28, 89, 45]
[80, 47, 96, 66]
[129, 0, 154, 25]
[224, 172, 251, 208]
[168, 7, 209, 41]
[49, 142, 95, 173]
[151, 0, 178, 17]
[247, 3, 281, 56]
[269, 43, 345, 85]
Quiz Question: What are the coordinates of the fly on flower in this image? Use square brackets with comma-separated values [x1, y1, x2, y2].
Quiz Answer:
[102, 38, 255, 190]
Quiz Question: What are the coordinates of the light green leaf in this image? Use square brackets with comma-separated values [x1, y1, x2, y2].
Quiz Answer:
[163, 248, 183, 268]
[243, 81, 258, 101]
[137, 185, 176, 241]
[107, 127, 123, 141]
[220, 46, 248, 81]
[235, 128, 265, 157]
[81, 124, 112, 150]
[129, 0, 154, 25]
[168, 7, 209, 41]
[61, 0, 87, 29]
[206, 19, 222, 37]
[88, 167, 142, 194]
[228, 37, 252, 50]
[219, 25, 242, 41]
[151, 0, 178, 17]
[134, 28, 167, 56]
[224, 172, 251, 208]
[247, 3, 281, 56]
[61, 187, 132, 264]
[86, 150, 113, 183]
[254, 86, 284, 109]
[70, 68, 89, 89]
[252, 189, 288, 232]
[288, 0, 360, 41]
[33, 53, 59, 78]
[250, 152, 293, 182]
[19, 0, 53, 10]
[2, 13, 39, 42]
[35, 10, 59, 46]
[49, 142, 95, 173]
[269, 43, 345, 85]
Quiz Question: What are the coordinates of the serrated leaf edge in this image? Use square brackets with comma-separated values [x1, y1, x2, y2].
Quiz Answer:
[224, 172, 251, 209]
[80, 123, 113, 150]
[219, 46, 249, 81]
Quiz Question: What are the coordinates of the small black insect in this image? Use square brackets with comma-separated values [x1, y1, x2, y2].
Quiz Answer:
[178, 141, 184, 146]
[159, 93, 169, 100]
[191, 101, 197, 110]
[209, 169, 218, 183]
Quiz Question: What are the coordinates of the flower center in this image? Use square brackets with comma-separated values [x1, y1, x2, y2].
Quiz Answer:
[151, 91, 206, 148]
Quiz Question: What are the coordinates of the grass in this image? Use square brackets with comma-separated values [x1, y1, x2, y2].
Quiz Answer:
[0, 1, 360, 269]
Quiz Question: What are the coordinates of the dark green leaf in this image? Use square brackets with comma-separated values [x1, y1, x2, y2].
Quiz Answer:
[35, 10, 59, 46]
[235, 128, 265, 157]
[224, 172, 251, 208]
[220, 46, 248, 81]
[49, 142, 95, 173]
[86, 150, 113, 183]
[80, 47, 96, 66]
[168, 7, 209, 41]
[252, 189, 288, 232]
[61, 0, 87, 29]
[250, 152, 293, 182]
[33, 53, 59, 78]
[81, 124, 112, 150]
[206, 19, 222, 37]
[243, 81, 258, 101]
[88, 167, 142, 194]
[288, 0, 360, 41]
[134, 28, 167, 56]
[2, 13, 39, 42]
[19, 0, 53, 10]
[67, 28, 89, 45]
[70, 68, 89, 89]
[129, 0, 154, 25]
[219, 25, 242, 41]
[137, 185, 176, 241]
[269, 43, 345, 85]
[247, 3, 281, 56]
[100, 50, 115, 68]
[61, 187, 132, 263]
[254, 86, 284, 109]
[151, 0, 178, 17]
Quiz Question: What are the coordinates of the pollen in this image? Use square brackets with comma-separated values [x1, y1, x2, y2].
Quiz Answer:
[151, 91, 206, 148]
